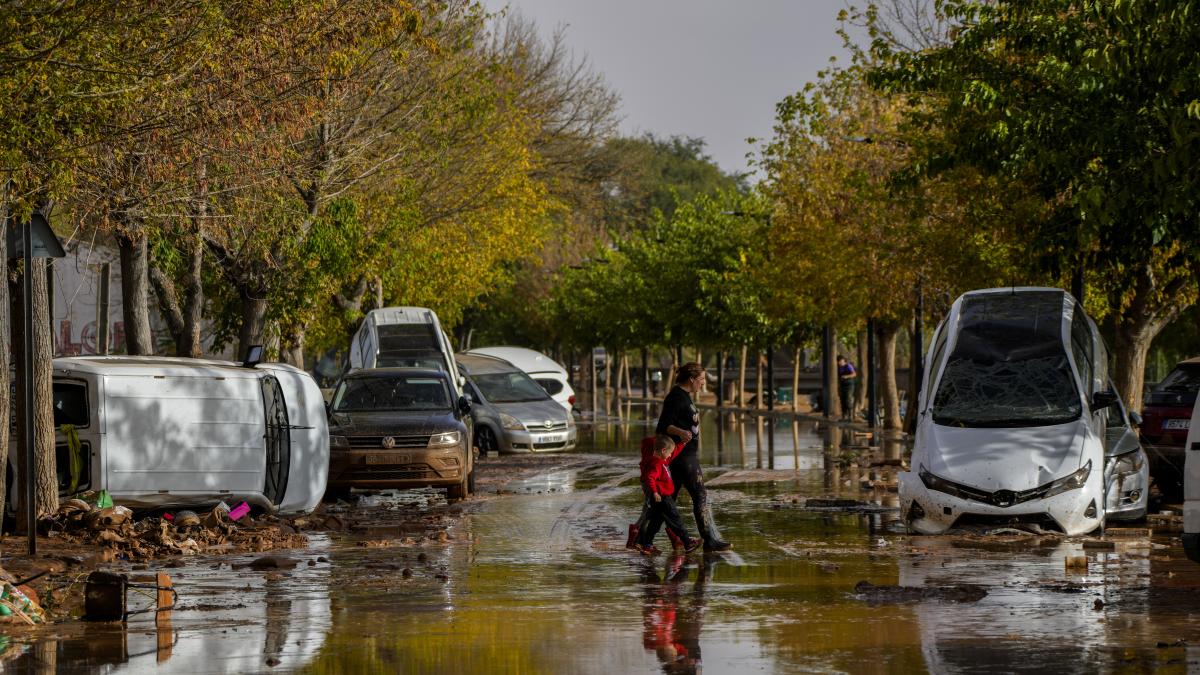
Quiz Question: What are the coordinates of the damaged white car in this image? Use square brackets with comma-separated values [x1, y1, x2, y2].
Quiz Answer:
[899, 287, 1148, 535]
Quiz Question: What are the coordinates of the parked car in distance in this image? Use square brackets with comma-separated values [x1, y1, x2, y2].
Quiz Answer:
[326, 368, 474, 501]
[465, 346, 575, 412]
[456, 353, 576, 454]
[1183, 391, 1200, 562]
[899, 287, 1149, 536]
[42, 355, 328, 514]
[1140, 357, 1200, 501]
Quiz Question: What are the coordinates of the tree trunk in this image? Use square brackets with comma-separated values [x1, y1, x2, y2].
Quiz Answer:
[878, 323, 902, 430]
[10, 258, 59, 521]
[792, 345, 801, 413]
[238, 288, 268, 360]
[738, 344, 747, 408]
[116, 230, 154, 355]
[1111, 264, 1190, 413]
[282, 326, 305, 367]
[903, 326, 920, 433]
[0, 209, 9, 515]
[755, 350, 765, 410]
[179, 225, 204, 357]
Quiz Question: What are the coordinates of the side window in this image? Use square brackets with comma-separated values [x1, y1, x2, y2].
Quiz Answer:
[1070, 308, 1094, 395]
[922, 322, 949, 409]
[52, 381, 89, 428]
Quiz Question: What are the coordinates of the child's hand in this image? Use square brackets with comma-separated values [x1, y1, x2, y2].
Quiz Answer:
[653, 493, 662, 502]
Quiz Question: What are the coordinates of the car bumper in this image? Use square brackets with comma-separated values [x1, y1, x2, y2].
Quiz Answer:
[328, 446, 466, 489]
[899, 470, 1104, 536]
[1105, 456, 1149, 521]
[502, 428, 577, 453]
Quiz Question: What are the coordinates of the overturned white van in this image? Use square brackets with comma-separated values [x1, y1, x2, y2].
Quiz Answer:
[348, 306, 463, 390]
[42, 356, 328, 514]
[900, 288, 1148, 535]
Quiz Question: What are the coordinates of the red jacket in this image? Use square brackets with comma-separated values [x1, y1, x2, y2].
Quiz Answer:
[640, 436, 683, 497]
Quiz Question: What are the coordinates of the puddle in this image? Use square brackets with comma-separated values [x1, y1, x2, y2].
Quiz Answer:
[5, 406, 1200, 673]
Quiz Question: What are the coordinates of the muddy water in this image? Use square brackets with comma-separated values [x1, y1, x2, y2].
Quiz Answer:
[7, 411, 1200, 673]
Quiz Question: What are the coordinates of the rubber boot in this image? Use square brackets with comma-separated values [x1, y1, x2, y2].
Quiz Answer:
[625, 524, 639, 549]
[666, 528, 685, 550]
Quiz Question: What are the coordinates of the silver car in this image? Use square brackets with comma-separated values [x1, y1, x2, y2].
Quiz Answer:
[456, 353, 577, 454]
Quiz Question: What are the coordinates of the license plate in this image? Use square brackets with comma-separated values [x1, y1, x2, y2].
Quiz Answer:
[365, 453, 408, 465]
[1164, 418, 1191, 430]
[534, 434, 566, 444]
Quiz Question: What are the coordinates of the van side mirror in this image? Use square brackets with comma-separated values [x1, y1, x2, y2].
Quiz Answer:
[458, 395, 471, 416]
[242, 344, 264, 368]
[1128, 410, 1143, 428]
[1091, 390, 1119, 411]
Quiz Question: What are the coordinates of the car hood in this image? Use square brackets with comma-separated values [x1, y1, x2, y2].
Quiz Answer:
[329, 410, 461, 435]
[921, 420, 1088, 492]
[492, 398, 570, 426]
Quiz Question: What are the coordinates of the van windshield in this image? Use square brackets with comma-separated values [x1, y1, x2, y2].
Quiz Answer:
[932, 292, 1083, 428]
[473, 372, 552, 403]
[334, 376, 451, 412]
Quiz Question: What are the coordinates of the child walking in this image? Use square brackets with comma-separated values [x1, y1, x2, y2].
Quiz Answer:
[634, 435, 701, 555]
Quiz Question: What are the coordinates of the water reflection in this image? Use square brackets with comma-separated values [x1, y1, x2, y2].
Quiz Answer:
[639, 556, 709, 674]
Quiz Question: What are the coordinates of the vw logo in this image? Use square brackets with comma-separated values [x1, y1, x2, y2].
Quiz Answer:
[381, 437, 396, 449]
[992, 490, 1015, 508]
[543, 420, 553, 429]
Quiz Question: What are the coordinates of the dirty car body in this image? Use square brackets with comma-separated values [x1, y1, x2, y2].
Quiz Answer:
[44, 357, 328, 514]
[326, 368, 474, 499]
[899, 288, 1148, 536]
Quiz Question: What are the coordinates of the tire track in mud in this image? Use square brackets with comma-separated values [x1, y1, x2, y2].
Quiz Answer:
[547, 468, 639, 552]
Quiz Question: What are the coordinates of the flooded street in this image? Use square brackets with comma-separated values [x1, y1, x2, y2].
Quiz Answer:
[6, 407, 1200, 673]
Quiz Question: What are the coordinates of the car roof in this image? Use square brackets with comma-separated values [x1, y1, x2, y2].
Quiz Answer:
[466, 346, 566, 375]
[341, 367, 448, 380]
[1176, 357, 1200, 366]
[455, 353, 520, 376]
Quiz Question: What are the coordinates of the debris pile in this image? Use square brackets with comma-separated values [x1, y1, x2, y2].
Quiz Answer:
[40, 500, 308, 561]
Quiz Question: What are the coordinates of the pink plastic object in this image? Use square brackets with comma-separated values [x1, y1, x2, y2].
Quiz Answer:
[228, 502, 251, 521]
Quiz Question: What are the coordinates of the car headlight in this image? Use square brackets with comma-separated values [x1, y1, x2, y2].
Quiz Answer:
[1044, 460, 1092, 498]
[500, 413, 525, 431]
[429, 431, 461, 447]
[1107, 452, 1143, 476]
[918, 464, 961, 498]
[330, 435, 349, 449]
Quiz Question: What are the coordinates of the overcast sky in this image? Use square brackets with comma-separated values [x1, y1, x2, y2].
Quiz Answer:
[485, 0, 854, 177]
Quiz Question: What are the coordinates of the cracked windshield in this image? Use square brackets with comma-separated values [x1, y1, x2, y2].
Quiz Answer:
[2, 1, 1199, 673]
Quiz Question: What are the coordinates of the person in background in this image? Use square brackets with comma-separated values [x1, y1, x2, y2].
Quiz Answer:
[837, 355, 859, 420]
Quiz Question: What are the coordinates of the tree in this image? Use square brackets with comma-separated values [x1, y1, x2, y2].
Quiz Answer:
[870, 0, 1200, 411]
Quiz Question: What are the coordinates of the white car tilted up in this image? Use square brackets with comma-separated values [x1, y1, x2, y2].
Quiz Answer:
[465, 346, 575, 412]
[37, 355, 329, 514]
[899, 287, 1148, 536]
[1183, 391, 1200, 562]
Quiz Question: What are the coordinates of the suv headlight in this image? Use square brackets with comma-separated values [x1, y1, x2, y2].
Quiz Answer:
[500, 413, 525, 431]
[330, 435, 349, 449]
[1044, 460, 1091, 498]
[429, 431, 461, 447]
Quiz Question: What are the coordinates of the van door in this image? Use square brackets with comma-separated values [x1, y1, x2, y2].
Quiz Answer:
[52, 378, 97, 496]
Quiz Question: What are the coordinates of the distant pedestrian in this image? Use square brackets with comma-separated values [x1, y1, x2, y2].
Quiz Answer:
[659, 362, 731, 551]
[837, 355, 858, 420]
[651, 370, 663, 396]
[634, 435, 701, 555]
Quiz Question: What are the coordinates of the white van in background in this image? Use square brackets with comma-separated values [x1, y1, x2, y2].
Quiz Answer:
[348, 307, 463, 391]
[40, 355, 328, 514]
[465, 346, 575, 412]
[1183, 394, 1200, 562]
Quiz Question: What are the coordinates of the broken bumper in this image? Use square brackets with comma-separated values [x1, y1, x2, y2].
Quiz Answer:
[899, 470, 1104, 536]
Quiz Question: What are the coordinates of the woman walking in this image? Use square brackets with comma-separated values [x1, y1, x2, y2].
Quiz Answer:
[657, 362, 731, 551]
